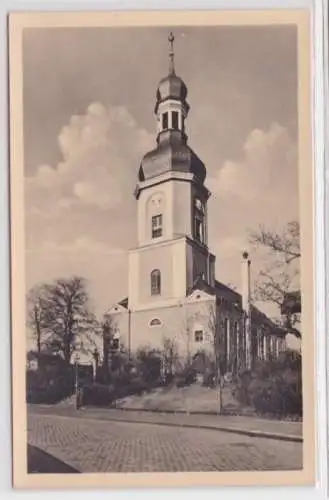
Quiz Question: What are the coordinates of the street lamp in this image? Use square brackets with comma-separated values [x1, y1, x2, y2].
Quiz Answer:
[73, 353, 80, 410]
[128, 308, 132, 360]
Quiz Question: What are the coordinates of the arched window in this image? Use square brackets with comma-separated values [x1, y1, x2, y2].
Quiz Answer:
[151, 269, 161, 296]
[149, 318, 162, 327]
[171, 111, 179, 129]
[193, 197, 206, 244]
[162, 112, 168, 130]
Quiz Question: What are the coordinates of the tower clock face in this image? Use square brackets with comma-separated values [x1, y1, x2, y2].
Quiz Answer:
[151, 194, 163, 208]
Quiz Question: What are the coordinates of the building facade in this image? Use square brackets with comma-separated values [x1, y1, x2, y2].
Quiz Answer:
[105, 34, 286, 374]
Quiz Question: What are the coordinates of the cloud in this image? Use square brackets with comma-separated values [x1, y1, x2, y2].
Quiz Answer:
[25, 103, 153, 313]
[25, 111, 299, 322]
[26, 102, 154, 214]
[208, 122, 298, 217]
[207, 123, 299, 320]
[26, 237, 124, 257]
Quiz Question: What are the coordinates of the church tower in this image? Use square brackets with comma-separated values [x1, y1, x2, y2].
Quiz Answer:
[128, 33, 216, 312]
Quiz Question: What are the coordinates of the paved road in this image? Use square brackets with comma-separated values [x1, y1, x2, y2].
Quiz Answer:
[27, 413, 302, 473]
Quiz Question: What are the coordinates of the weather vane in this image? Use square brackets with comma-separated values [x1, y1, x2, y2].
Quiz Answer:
[168, 31, 175, 74]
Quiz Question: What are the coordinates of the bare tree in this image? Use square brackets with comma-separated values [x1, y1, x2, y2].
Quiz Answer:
[170, 303, 195, 366]
[161, 337, 179, 378]
[250, 220, 301, 335]
[26, 284, 47, 354]
[250, 221, 300, 264]
[33, 276, 98, 364]
[101, 316, 119, 377]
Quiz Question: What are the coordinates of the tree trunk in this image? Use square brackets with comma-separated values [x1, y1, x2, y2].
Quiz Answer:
[63, 339, 71, 365]
[34, 306, 41, 354]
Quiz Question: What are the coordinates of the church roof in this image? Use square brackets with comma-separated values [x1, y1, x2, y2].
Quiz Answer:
[118, 297, 128, 309]
[138, 32, 206, 186]
[155, 73, 188, 113]
[154, 32, 189, 113]
[138, 130, 206, 183]
[188, 274, 285, 336]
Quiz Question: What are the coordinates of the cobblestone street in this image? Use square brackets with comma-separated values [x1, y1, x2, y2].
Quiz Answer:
[27, 412, 302, 473]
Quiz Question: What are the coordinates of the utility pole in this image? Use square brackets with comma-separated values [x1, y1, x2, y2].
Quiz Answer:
[242, 251, 252, 371]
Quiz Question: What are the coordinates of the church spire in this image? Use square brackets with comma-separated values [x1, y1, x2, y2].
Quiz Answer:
[168, 32, 175, 75]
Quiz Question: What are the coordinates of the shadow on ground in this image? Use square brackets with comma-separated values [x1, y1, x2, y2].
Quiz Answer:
[27, 444, 80, 474]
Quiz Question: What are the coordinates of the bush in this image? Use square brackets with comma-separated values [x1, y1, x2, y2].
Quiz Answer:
[175, 364, 197, 388]
[234, 370, 253, 406]
[82, 383, 115, 406]
[82, 376, 151, 407]
[234, 350, 302, 418]
[250, 376, 302, 417]
[202, 370, 216, 388]
[26, 365, 74, 404]
[136, 348, 162, 384]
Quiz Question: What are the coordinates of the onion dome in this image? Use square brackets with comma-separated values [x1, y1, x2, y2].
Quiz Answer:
[154, 32, 189, 114]
[155, 75, 188, 113]
[138, 129, 206, 183]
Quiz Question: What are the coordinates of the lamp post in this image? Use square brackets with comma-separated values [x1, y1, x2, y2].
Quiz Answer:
[74, 353, 80, 410]
[242, 251, 252, 371]
[128, 308, 132, 360]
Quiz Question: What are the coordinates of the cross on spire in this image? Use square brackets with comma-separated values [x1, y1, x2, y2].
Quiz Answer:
[168, 31, 175, 75]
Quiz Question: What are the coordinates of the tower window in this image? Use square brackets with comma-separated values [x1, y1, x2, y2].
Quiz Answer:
[194, 198, 205, 244]
[152, 214, 163, 238]
[172, 111, 179, 130]
[194, 330, 204, 342]
[151, 269, 161, 296]
[162, 112, 168, 130]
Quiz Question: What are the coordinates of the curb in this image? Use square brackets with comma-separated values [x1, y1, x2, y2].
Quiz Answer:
[114, 406, 234, 416]
[112, 406, 303, 423]
[85, 414, 303, 443]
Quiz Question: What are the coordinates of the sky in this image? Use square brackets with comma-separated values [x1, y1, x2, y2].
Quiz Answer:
[23, 25, 299, 321]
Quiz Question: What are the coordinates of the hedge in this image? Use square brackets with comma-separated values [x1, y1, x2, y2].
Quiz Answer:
[81, 376, 152, 407]
[234, 350, 302, 418]
[26, 365, 74, 404]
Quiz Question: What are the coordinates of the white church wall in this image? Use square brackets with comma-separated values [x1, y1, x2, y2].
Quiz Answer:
[138, 245, 174, 303]
[107, 295, 216, 361]
[172, 181, 192, 237]
[137, 182, 172, 246]
[172, 238, 188, 298]
[128, 237, 187, 309]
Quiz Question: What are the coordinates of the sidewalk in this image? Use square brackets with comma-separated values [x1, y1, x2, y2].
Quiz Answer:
[28, 405, 303, 443]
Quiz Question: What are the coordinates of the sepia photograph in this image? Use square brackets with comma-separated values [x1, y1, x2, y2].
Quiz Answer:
[9, 10, 315, 489]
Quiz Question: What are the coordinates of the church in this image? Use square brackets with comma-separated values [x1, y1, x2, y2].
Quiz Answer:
[106, 34, 286, 375]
